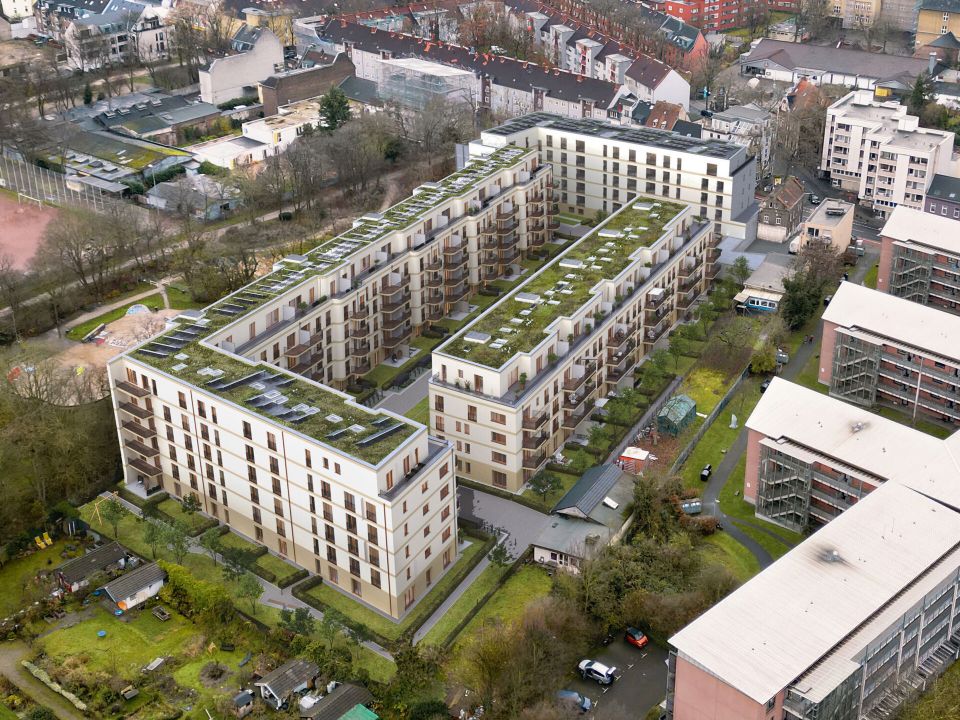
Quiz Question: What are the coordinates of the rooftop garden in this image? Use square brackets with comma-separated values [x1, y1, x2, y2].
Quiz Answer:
[128, 147, 537, 463]
[440, 198, 687, 368]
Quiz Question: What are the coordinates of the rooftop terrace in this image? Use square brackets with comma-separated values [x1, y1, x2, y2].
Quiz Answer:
[126, 145, 535, 463]
[484, 113, 745, 160]
[438, 197, 687, 368]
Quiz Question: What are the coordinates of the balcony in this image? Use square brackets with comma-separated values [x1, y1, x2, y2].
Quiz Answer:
[446, 282, 469, 303]
[352, 358, 371, 374]
[564, 381, 595, 410]
[353, 305, 370, 319]
[480, 266, 499, 281]
[645, 303, 670, 323]
[350, 341, 371, 356]
[350, 323, 370, 339]
[425, 274, 442, 288]
[548, 219, 560, 230]
[115, 380, 150, 398]
[284, 343, 310, 358]
[290, 358, 316, 374]
[645, 320, 669, 343]
[707, 247, 721, 262]
[124, 437, 159, 457]
[562, 403, 591, 429]
[677, 287, 701, 309]
[381, 278, 409, 298]
[647, 289, 670, 308]
[706, 261, 721, 280]
[443, 247, 466, 266]
[522, 411, 548, 430]
[529, 233, 546, 248]
[122, 421, 156, 439]
[563, 367, 591, 391]
[497, 205, 516, 219]
[382, 313, 406, 330]
[500, 246, 519, 264]
[608, 330, 631, 353]
[522, 450, 547, 469]
[129, 457, 161, 477]
[607, 339, 635, 365]
[480, 253, 500, 268]
[527, 207, 544, 218]
[424, 307, 444, 321]
[497, 219, 519, 235]
[425, 259, 442, 272]
[119, 401, 152, 420]
[383, 327, 412, 349]
[382, 293, 411, 312]
[425, 291, 445, 306]
[528, 192, 544, 203]
[481, 235, 499, 250]
[523, 431, 549, 450]
[679, 256, 703, 278]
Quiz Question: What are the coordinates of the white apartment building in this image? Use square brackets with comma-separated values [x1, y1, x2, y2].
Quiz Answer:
[698, 103, 773, 181]
[429, 196, 716, 491]
[821, 91, 958, 218]
[474, 113, 759, 243]
[108, 145, 553, 619]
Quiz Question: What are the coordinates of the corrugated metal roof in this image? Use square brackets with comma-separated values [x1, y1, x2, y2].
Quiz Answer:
[553, 463, 622, 516]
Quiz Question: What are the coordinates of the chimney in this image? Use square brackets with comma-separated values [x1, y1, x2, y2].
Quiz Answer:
[930, 51, 938, 76]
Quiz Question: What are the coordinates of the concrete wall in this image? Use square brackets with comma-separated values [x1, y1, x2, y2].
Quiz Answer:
[672, 654, 781, 720]
[876, 235, 894, 294]
[819, 319, 839, 385]
[200, 29, 284, 105]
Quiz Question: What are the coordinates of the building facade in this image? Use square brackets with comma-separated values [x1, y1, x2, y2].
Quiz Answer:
[799, 198, 855, 252]
[757, 176, 805, 242]
[876, 205, 960, 315]
[821, 91, 957, 218]
[430, 196, 715, 491]
[474, 113, 758, 243]
[698, 103, 773, 180]
[819, 282, 960, 425]
[917, 0, 960, 49]
[923, 172, 960, 218]
[108, 145, 552, 619]
[200, 26, 284, 105]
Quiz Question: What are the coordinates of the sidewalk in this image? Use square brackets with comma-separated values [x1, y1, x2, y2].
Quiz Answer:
[101, 492, 395, 661]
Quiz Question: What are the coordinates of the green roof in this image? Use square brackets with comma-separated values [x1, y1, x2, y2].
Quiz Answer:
[439, 197, 688, 368]
[128, 146, 536, 464]
[63, 131, 189, 170]
[340, 706, 378, 720]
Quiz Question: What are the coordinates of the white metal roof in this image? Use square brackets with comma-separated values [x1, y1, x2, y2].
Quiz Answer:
[670, 482, 960, 705]
[880, 205, 960, 254]
[822, 282, 960, 363]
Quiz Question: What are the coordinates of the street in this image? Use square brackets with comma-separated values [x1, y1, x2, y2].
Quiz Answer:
[565, 636, 669, 719]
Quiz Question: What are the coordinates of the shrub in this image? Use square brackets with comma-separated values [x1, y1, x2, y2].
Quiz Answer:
[198, 161, 229, 177]
[217, 95, 259, 110]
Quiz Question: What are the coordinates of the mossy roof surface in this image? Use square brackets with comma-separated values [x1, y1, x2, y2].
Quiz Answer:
[440, 198, 686, 368]
[65, 131, 190, 170]
[127, 146, 534, 464]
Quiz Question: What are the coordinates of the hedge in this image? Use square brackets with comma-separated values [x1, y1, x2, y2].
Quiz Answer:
[277, 568, 308, 589]
[117, 486, 168, 509]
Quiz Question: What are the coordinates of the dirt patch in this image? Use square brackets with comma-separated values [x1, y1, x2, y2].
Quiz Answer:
[198, 661, 232, 688]
[55, 308, 179, 375]
[0, 193, 58, 270]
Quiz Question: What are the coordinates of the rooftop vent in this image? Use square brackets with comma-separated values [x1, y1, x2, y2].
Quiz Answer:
[851, 421, 866, 433]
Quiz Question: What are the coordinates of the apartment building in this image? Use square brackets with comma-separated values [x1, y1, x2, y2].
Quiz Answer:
[107, 145, 552, 619]
[821, 91, 957, 218]
[923, 173, 960, 218]
[818, 283, 960, 426]
[667, 470, 960, 720]
[876, 205, 960, 315]
[799, 198, 855, 252]
[429, 196, 715, 491]
[473, 113, 758, 243]
[698, 103, 773, 180]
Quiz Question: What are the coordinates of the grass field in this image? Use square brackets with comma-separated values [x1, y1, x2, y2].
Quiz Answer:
[165, 284, 205, 311]
[679, 378, 761, 488]
[66, 294, 165, 341]
[680, 367, 730, 415]
[157, 498, 216, 535]
[404, 397, 429, 426]
[701, 532, 760, 582]
[0, 540, 72, 617]
[419, 561, 509, 647]
[455, 566, 552, 648]
[897, 655, 960, 720]
[0, 704, 19, 719]
[873, 405, 954, 440]
[863, 263, 879, 289]
[303, 535, 489, 642]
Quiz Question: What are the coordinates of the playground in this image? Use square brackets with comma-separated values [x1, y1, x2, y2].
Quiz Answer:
[0, 192, 58, 270]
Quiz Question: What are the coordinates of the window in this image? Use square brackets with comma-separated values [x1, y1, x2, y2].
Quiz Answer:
[272, 476, 282, 495]
[423, 525, 430, 537]
[493, 471, 507, 488]
[467, 405, 477, 421]
[344, 492, 356, 512]
[492, 451, 507, 465]
[323, 502, 333, 521]
[305, 449, 312, 468]
[325, 524, 335, 542]
[434, 395, 444, 412]
[252, 506, 261, 524]
[368, 525, 378, 544]
[490, 411, 506, 425]
[442, 526, 451, 541]
[328, 565, 338, 584]
[422, 503, 430, 515]
[347, 515, 357, 534]
[421, 480, 429, 493]
[349, 558, 360, 578]
[178, 391, 187, 409]
[321, 480, 331, 499]
[440, 484, 450, 499]
[348, 537, 359, 555]
[369, 547, 380, 567]
[250, 487, 260, 504]
[242, 421, 252, 439]
[334, 463, 341, 475]
[327, 545, 337, 563]
[491, 431, 506, 445]
[440, 463, 449, 478]
[441, 506, 450, 521]
[267, 432, 276, 451]
[371, 569, 381, 589]
[269, 457, 279, 475]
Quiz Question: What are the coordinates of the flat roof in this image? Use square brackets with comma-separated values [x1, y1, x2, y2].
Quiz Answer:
[379, 56, 474, 76]
[744, 253, 792, 293]
[823, 282, 960, 362]
[127, 146, 534, 464]
[805, 198, 854, 228]
[880, 204, 960, 254]
[670, 481, 960, 705]
[437, 196, 688, 368]
[483, 113, 745, 160]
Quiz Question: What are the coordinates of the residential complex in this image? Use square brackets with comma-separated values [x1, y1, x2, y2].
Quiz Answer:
[429, 195, 715, 491]
[472, 113, 758, 243]
[821, 91, 957, 218]
[876, 205, 960, 314]
[818, 282, 960, 424]
[107, 145, 553, 619]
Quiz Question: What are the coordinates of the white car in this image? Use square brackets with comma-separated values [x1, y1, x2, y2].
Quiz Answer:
[578, 659, 617, 685]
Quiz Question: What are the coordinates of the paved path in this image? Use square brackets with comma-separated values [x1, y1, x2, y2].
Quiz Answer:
[101, 492, 395, 661]
[0, 641, 86, 720]
[376, 372, 430, 417]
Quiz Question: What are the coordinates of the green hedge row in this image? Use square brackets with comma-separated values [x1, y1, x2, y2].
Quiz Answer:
[117, 487, 169, 509]
[278, 568, 308, 589]
[291, 578, 394, 649]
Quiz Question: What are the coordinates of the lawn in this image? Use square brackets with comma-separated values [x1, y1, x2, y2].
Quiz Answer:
[172, 648, 249, 709]
[873, 405, 954, 440]
[519, 472, 579, 512]
[355, 648, 396, 684]
[679, 378, 762, 488]
[897, 655, 960, 720]
[680, 367, 730, 414]
[700, 532, 760, 582]
[303, 534, 490, 643]
[0, 705, 18, 720]
[863, 263, 879, 289]
[419, 561, 509, 647]
[39, 606, 200, 681]
[455, 566, 552, 648]
[404, 397, 429, 426]
[253, 550, 302, 586]
[794, 349, 828, 394]
[554, 212, 586, 225]
[0, 540, 74, 617]
[66, 294, 165, 341]
[157, 498, 217, 535]
[166, 284, 205, 311]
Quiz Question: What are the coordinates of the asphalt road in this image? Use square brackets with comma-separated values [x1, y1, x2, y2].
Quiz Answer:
[564, 636, 669, 719]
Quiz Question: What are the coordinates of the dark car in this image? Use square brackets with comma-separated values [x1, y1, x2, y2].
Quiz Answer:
[625, 627, 649, 649]
[578, 659, 617, 685]
[556, 690, 593, 713]
[760, 379, 771, 393]
[824, 294, 833, 306]
[809, 194, 822, 205]
[700, 464, 712, 481]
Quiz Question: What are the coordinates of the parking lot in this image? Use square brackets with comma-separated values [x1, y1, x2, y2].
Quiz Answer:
[564, 635, 669, 718]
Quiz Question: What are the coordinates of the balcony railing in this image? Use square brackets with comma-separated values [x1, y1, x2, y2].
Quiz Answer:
[564, 381, 595, 410]
[677, 288, 700, 309]
[522, 450, 547, 469]
[350, 324, 370, 338]
[381, 278, 409, 298]
[425, 291, 445, 306]
[382, 293, 411, 312]
[647, 289, 670, 308]
[645, 320, 669, 343]
[352, 358, 372, 374]
[424, 259, 442, 272]
[382, 314, 405, 331]
[443, 248, 465, 266]
[500, 246, 519, 264]
[124, 437, 159, 457]
[383, 327, 412, 349]
[497, 205, 516, 219]
[679, 256, 703, 278]
[284, 343, 310, 357]
[522, 411, 549, 430]
[115, 380, 150, 398]
[497, 219, 519, 234]
[706, 261, 721, 280]
[353, 305, 370, 319]
[446, 283, 469, 303]
[424, 307, 444, 321]
[119, 401, 152, 420]
[563, 368, 590, 391]
[562, 403, 592, 428]
[523, 432, 549, 450]
[350, 341, 371, 356]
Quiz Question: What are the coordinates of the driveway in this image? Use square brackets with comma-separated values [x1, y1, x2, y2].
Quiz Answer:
[457, 486, 551, 557]
[565, 637, 669, 719]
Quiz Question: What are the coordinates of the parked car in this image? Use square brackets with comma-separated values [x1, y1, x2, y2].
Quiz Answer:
[760, 379, 771, 393]
[700, 464, 712, 481]
[625, 627, 649, 649]
[809, 194, 822, 205]
[776, 349, 790, 364]
[556, 690, 593, 713]
[578, 659, 618, 685]
[824, 294, 833, 307]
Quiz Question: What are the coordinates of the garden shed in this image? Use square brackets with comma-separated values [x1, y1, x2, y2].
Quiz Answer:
[656, 394, 697, 436]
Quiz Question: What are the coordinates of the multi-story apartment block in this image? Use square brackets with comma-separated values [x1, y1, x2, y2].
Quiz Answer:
[821, 91, 957, 218]
[876, 205, 960, 314]
[819, 282, 960, 424]
[698, 103, 773, 180]
[473, 113, 758, 243]
[916, 0, 960, 49]
[107, 145, 553, 619]
[644, 0, 785, 32]
[429, 196, 715, 491]
[667, 465, 960, 720]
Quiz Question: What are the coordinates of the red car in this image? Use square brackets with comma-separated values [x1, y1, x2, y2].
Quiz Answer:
[625, 627, 649, 649]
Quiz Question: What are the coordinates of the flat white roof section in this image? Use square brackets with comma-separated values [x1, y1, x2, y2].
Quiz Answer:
[670, 481, 960, 705]
[823, 282, 960, 363]
[880, 205, 960, 254]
